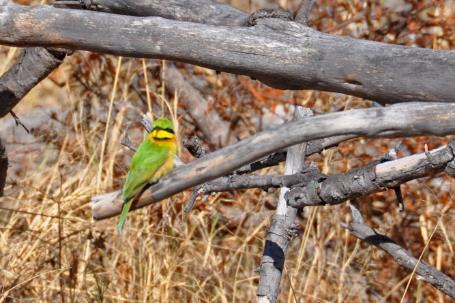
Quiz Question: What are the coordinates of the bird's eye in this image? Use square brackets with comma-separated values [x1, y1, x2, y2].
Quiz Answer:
[164, 128, 175, 134]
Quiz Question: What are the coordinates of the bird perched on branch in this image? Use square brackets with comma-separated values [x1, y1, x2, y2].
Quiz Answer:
[117, 117, 177, 232]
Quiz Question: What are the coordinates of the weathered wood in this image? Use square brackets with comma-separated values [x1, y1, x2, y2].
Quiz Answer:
[201, 140, 455, 207]
[257, 107, 312, 303]
[92, 103, 455, 220]
[0, 47, 65, 117]
[234, 135, 356, 175]
[164, 64, 231, 147]
[71, 0, 248, 25]
[343, 205, 455, 299]
[287, 142, 455, 207]
[0, 0, 243, 120]
[1, 3, 455, 104]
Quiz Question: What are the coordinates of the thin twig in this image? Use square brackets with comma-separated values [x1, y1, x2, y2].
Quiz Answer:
[140, 114, 153, 133]
[10, 110, 30, 133]
[120, 125, 137, 152]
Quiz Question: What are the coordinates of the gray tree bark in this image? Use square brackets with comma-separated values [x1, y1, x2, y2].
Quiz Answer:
[0, 47, 65, 117]
[257, 107, 312, 303]
[287, 141, 455, 208]
[343, 204, 455, 299]
[1, 3, 454, 104]
[92, 103, 455, 220]
[164, 64, 232, 147]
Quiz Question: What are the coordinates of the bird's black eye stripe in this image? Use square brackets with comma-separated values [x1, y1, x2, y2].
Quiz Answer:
[152, 127, 175, 134]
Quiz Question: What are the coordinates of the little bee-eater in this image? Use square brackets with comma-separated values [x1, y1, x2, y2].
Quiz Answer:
[117, 117, 177, 232]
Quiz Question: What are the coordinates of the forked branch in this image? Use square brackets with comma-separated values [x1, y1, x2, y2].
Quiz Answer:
[92, 103, 455, 220]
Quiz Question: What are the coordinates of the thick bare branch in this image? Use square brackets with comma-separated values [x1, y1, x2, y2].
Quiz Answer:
[57, 0, 248, 25]
[204, 140, 455, 203]
[92, 103, 455, 220]
[343, 204, 455, 299]
[287, 141, 455, 208]
[1, 4, 455, 104]
[0, 0, 244, 121]
[0, 48, 65, 118]
[257, 107, 312, 303]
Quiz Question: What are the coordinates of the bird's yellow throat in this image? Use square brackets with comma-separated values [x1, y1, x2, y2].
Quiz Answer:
[148, 128, 175, 141]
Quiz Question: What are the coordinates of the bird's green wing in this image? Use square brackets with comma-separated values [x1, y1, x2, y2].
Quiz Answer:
[117, 141, 171, 233]
[122, 140, 169, 202]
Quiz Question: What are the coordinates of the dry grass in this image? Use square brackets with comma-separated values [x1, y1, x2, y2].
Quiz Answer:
[0, 0, 454, 302]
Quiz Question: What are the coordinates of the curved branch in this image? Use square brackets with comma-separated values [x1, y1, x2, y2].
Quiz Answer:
[1, 3, 454, 104]
[343, 204, 455, 299]
[92, 103, 455, 220]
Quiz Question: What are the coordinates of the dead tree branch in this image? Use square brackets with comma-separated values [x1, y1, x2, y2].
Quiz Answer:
[231, 135, 356, 175]
[203, 170, 319, 193]
[257, 107, 312, 303]
[164, 64, 231, 147]
[287, 141, 455, 208]
[55, 0, 248, 25]
[342, 204, 455, 299]
[203, 140, 455, 204]
[1, 3, 454, 104]
[0, 0, 243, 121]
[92, 103, 455, 220]
[0, 47, 65, 118]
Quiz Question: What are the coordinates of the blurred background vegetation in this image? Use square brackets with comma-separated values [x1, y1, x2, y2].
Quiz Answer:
[0, 0, 454, 302]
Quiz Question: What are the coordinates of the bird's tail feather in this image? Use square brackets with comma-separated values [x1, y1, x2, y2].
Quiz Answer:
[117, 198, 133, 233]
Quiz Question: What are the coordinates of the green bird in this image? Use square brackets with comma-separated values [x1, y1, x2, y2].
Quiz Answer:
[117, 117, 177, 233]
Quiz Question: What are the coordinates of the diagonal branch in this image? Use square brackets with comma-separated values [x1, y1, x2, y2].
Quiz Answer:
[91, 103, 455, 220]
[164, 64, 232, 147]
[0, 48, 65, 118]
[1, 3, 455, 104]
[226, 135, 356, 175]
[287, 141, 455, 208]
[342, 204, 455, 299]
